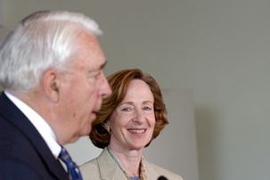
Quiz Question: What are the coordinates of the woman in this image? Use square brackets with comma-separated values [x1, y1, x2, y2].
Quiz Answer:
[80, 69, 183, 180]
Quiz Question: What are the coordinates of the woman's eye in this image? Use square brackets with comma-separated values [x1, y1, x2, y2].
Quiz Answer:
[143, 106, 154, 113]
[119, 106, 135, 114]
[145, 107, 152, 110]
[122, 107, 133, 112]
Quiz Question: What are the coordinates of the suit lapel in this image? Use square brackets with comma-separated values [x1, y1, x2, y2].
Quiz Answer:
[98, 148, 127, 180]
[0, 93, 69, 180]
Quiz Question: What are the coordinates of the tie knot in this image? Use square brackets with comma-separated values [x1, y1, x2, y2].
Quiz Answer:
[59, 146, 82, 180]
[59, 148, 73, 166]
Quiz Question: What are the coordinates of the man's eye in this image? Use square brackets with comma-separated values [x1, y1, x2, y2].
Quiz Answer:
[88, 71, 101, 80]
[93, 72, 101, 79]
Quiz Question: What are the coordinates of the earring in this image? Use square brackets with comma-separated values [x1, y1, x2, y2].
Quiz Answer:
[102, 123, 111, 134]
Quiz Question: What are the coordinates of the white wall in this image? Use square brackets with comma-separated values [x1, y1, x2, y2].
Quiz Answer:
[2, 0, 270, 180]
[0, 0, 3, 27]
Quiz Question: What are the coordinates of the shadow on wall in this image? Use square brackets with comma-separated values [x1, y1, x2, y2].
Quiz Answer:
[195, 107, 221, 180]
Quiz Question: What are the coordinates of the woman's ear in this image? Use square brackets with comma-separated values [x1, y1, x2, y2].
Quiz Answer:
[41, 69, 60, 102]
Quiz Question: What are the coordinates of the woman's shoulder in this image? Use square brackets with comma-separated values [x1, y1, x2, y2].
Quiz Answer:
[144, 160, 184, 180]
[79, 148, 118, 180]
[79, 158, 99, 177]
[79, 148, 110, 171]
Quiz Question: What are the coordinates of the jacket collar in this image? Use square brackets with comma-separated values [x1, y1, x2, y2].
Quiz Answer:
[97, 147, 161, 180]
[97, 148, 127, 179]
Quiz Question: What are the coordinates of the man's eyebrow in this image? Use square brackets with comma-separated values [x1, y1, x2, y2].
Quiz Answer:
[89, 61, 107, 74]
[100, 61, 108, 70]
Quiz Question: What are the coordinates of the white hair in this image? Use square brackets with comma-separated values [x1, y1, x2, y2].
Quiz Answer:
[0, 10, 102, 92]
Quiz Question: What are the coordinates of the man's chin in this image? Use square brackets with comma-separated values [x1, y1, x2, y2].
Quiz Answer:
[81, 125, 92, 136]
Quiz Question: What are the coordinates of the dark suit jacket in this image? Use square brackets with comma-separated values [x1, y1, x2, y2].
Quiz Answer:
[0, 93, 69, 180]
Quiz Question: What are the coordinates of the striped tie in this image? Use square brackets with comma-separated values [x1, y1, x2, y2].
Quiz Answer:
[59, 147, 83, 180]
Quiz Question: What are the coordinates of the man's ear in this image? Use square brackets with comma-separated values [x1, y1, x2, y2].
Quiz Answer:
[41, 69, 60, 102]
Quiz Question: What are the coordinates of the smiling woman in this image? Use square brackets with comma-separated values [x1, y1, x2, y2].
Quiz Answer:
[80, 68, 183, 180]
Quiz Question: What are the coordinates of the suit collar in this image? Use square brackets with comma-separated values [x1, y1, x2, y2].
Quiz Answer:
[97, 147, 160, 180]
[97, 148, 128, 180]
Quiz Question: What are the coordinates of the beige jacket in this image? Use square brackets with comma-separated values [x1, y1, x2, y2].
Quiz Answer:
[80, 148, 183, 180]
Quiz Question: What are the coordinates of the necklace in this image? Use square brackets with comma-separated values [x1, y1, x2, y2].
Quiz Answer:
[107, 147, 147, 180]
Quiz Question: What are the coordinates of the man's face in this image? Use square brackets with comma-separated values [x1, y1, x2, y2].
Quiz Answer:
[57, 32, 111, 144]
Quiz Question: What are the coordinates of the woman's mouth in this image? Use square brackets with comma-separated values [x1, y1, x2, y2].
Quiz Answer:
[127, 128, 146, 134]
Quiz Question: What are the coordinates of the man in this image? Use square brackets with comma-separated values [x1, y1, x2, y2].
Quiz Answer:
[0, 10, 111, 179]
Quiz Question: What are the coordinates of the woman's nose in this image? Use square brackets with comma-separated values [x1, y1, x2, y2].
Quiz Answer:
[132, 109, 145, 123]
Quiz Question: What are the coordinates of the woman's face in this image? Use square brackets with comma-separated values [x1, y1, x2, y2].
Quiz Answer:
[108, 79, 156, 151]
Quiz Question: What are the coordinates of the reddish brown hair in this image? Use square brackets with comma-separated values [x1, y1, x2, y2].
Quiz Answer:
[90, 68, 168, 148]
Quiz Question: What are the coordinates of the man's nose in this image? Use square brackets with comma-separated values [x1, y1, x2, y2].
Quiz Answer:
[100, 72, 112, 98]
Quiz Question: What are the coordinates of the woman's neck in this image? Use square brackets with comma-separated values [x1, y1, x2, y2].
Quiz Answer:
[108, 145, 143, 177]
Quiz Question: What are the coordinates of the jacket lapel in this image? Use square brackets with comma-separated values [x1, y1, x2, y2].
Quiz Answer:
[98, 148, 127, 180]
